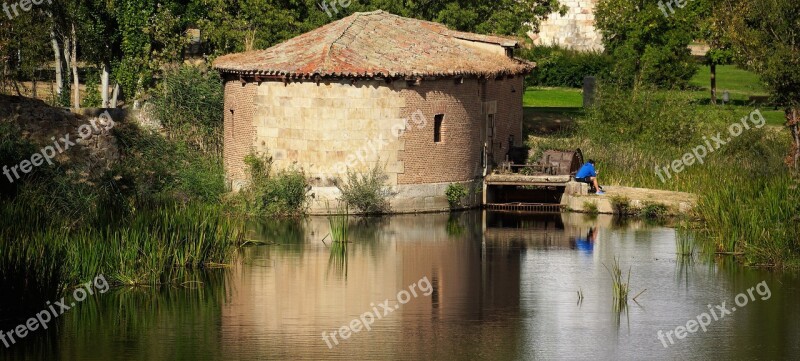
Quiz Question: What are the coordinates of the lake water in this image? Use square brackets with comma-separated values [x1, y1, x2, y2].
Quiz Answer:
[3, 211, 798, 360]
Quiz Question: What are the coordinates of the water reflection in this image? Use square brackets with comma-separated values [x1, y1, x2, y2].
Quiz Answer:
[4, 211, 799, 360]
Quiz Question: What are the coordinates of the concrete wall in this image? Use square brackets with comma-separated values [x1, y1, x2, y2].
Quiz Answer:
[222, 75, 524, 214]
[529, 0, 603, 52]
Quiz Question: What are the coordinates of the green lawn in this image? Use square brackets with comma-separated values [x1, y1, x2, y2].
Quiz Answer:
[689, 65, 768, 96]
[523, 87, 583, 108]
[524, 65, 787, 126]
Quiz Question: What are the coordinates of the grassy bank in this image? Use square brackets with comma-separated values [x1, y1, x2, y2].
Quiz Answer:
[0, 67, 251, 321]
[527, 85, 799, 267]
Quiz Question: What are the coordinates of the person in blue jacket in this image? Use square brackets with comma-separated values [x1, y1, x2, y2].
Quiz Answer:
[575, 160, 604, 195]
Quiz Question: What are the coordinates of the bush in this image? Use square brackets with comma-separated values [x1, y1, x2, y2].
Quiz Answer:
[336, 163, 391, 215]
[151, 66, 224, 154]
[112, 122, 226, 207]
[81, 70, 103, 108]
[519, 45, 613, 88]
[639, 202, 669, 220]
[0, 122, 41, 198]
[445, 183, 468, 210]
[609, 195, 634, 215]
[582, 200, 599, 214]
[240, 154, 309, 218]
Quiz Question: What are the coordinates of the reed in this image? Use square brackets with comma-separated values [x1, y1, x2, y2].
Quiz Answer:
[604, 258, 630, 312]
[0, 201, 245, 290]
[327, 203, 349, 244]
[326, 202, 350, 278]
[675, 225, 696, 257]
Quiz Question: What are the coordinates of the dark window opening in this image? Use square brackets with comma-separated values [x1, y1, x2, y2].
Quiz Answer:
[229, 109, 235, 138]
[434, 114, 444, 143]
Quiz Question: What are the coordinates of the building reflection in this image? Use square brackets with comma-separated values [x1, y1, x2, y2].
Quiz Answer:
[220, 211, 613, 359]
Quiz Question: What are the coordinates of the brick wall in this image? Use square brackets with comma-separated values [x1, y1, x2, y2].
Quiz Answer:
[397, 76, 524, 185]
[223, 80, 257, 190]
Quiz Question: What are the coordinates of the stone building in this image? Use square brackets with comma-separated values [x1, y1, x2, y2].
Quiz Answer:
[529, 0, 603, 52]
[213, 10, 533, 213]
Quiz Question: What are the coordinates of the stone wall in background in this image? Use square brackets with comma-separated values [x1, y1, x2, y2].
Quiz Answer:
[529, 0, 603, 52]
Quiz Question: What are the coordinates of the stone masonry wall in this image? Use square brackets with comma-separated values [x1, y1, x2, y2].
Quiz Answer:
[529, 0, 603, 52]
[251, 79, 407, 188]
[223, 76, 524, 213]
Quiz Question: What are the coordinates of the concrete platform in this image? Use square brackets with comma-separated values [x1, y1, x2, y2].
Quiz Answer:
[561, 181, 697, 215]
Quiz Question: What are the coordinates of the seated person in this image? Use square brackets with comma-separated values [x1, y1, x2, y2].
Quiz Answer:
[575, 160, 605, 195]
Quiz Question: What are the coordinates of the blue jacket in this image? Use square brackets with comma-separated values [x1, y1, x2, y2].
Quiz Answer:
[576, 163, 596, 179]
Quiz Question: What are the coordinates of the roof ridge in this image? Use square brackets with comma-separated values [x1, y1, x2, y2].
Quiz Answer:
[323, 12, 370, 73]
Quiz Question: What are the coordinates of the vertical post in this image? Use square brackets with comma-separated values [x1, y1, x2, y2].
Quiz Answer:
[710, 62, 717, 105]
[583, 76, 596, 108]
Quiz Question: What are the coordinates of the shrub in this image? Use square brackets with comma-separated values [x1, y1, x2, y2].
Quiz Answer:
[582, 200, 599, 214]
[445, 183, 468, 210]
[151, 66, 224, 154]
[81, 70, 103, 108]
[241, 154, 309, 218]
[336, 163, 391, 215]
[0, 122, 41, 198]
[609, 195, 634, 215]
[112, 121, 226, 207]
[519, 45, 613, 88]
[639, 202, 669, 219]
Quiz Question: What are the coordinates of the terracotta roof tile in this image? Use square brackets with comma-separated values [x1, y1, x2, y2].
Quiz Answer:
[213, 10, 534, 79]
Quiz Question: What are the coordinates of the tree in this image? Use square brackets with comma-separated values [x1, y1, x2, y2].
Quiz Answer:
[696, 0, 733, 104]
[719, 0, 800, 170]
[595, 0, 701, 89]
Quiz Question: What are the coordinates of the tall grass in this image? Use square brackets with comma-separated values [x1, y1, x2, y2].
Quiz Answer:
[604, 258, 631, 312]
[326, 203, 349, 278]
[0, 201, 244, 292]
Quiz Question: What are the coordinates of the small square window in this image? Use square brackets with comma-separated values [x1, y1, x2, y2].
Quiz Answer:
[434, 114, 444, 143]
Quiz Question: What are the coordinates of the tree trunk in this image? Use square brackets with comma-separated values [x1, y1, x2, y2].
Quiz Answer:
[50, 30, 62, 97]
[63, 35, 71, 104]
[70, 24, 79, 109]
[710, 62, 717, 105]
[111, 83, 119, 108]
[788, 107, 800, 173]
[101, 62, 110, 108]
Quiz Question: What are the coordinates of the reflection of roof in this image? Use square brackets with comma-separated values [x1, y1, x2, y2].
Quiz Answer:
[213, 10, 534, 79]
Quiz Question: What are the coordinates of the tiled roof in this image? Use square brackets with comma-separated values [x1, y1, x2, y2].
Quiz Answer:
[213, 10, 534, 79]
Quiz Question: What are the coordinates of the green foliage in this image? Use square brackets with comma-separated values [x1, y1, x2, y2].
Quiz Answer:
[112, 121, 226, 207]
[527, 84, 798, 266]
[609, 195, 633, 215]
[604, 257, 631, 312]
[639, 202, 669, 220]
[595, 0, 700, 88]
[519, 46, 613, 88]
[695, 175, 800, 266]
[719, 0, 800, 108]
[239, 154, 310, 218]
[582, 201, 599, 214]
[0, 201, 243, 290]
[445, 183, 468, 210]
[151, 66, 224, 153]
[336, 163, 391, 215]
[82, 70, 103, 108]
[0, 123, 41, 198]
[327, 203, 349, 243]
[582, 85, 704, 147]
